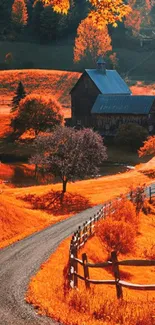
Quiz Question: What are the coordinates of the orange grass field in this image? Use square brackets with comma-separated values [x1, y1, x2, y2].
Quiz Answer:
[26, 203, 155, 325]
[0, 158, 155, 249]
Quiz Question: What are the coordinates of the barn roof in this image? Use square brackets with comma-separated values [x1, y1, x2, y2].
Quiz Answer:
[91, 95, 155, 114]
[85, 69, 131, 95]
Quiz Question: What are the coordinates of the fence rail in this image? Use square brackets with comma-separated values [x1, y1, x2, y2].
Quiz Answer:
[70, 251, 155, 298]
[68, 184, 155, 298]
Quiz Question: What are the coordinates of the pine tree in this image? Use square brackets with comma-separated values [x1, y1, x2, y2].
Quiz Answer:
[11, 81, 26, 112]
[32, 0, 44, 37]
[11, 0, 28, 30]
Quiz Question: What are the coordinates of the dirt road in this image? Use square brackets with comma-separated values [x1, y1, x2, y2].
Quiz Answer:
[0, 205, 102, 325]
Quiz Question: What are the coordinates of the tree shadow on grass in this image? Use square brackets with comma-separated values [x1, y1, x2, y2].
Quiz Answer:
[20, 190, 92, 215]
[139, 169, 155, 179]
[102, 264, 133, 281]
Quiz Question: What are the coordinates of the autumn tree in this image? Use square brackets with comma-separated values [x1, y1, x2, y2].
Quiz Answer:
[11, 0, 28, 30]
[74, 17, 117, 65]
[11, 81, 26, 112]
[138, 136, 155, 157]
[11, 95, 63, 138]
[125, 0, 154, 37]
[30, 126, 107, 193]
[43, 0, 131, 29]
[5, 52, 14, 68]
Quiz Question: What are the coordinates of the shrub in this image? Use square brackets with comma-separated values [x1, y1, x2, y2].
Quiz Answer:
[130, 184, 146, 214]
[95, 218, 136, 254]
[110, 196, 138, 227]
[115, 123, 149, 151]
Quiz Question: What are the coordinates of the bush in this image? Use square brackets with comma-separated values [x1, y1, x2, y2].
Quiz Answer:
[115, 123, 149, 151]
[95, 218, 136, 254]
[130, 184, 146, 214]
[110, 196, 138, 227]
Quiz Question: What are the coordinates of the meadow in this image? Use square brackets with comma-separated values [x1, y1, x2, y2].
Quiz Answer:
[26, 186, 155, 325]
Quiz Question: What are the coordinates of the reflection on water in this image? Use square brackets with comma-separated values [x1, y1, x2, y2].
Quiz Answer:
[0, 162, 130, 188]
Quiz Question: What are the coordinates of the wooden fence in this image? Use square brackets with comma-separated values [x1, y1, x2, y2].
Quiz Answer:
[68, 185, 155, 297]
[69, 250, 155, 299]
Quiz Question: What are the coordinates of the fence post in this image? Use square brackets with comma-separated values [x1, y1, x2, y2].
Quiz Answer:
[104, 204, 106, 218]
[108, 201, 112, 215]
[85, 221, 88, 242]
[111, 251, 123, 299]
[78, 226, 81, 247]
[149, 187, 152, 203]
[130, 190, 133, 202]
[69, 240, 74, 288]
[73, 245, 78, 288]
[89, 217, 92, 236]
[82, 253, 90, 289]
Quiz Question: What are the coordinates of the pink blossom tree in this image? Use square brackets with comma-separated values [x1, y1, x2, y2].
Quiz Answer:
[30, 126, 107, 193]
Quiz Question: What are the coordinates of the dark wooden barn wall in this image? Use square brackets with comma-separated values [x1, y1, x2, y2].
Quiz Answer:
[71, 72, 100, 117]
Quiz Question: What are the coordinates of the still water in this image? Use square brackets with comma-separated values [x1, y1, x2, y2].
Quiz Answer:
[0, 162, 131, 188]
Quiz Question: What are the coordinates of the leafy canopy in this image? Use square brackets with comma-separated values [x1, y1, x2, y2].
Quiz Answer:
[30, 126, 107, 192]
[74, 17, 114, 63]
[12, 0, 28, 27]
[43, 0, 131, 29]
[11, 94, 63, 138]
[138, 136, 155, 157]
[115, 123, 149, 151]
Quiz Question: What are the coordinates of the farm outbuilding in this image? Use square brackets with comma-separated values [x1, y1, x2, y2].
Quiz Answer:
[67, 58, 155, 135]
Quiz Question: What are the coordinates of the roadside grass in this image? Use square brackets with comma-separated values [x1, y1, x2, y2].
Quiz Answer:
[0, 158, 154, 249]
[26, 202, 155, 325]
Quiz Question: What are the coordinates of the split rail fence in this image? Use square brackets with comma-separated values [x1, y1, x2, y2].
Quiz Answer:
[68, 184, 155, 298]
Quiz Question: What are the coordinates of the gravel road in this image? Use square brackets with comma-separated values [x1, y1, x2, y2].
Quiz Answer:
[0, 204, 102, 325]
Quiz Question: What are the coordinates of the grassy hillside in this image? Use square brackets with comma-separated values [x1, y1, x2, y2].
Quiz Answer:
[0, 39, 75, 71]
[1, 159, 154, 249]
[0, 69, 81, 114]
[1, 39, 155, 80]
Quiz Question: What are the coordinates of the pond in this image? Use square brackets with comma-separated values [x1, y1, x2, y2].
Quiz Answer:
[0, 162, 134, 188]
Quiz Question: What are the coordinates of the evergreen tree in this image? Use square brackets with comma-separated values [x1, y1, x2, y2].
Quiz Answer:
[32, 0, 44, 38]
[11, 81, 26, 112]
[40, 6, 60, 42]
[0, 0, 12, 38]
[12, 0, 28, 31]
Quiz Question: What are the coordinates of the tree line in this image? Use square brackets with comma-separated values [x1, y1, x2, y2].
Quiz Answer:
[0, 0, 88, 43]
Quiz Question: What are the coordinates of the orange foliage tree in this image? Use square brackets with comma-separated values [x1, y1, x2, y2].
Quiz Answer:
[11, 94, 63, 138]
[74, 17, 117, 64]
[125, 0, 153, 36]
[138, 136, 155, 157]
[43, 0, 131, 28]
[12, 0, 28, 28]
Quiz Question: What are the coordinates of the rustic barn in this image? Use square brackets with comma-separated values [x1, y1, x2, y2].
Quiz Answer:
[67, 58, 155, 135]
